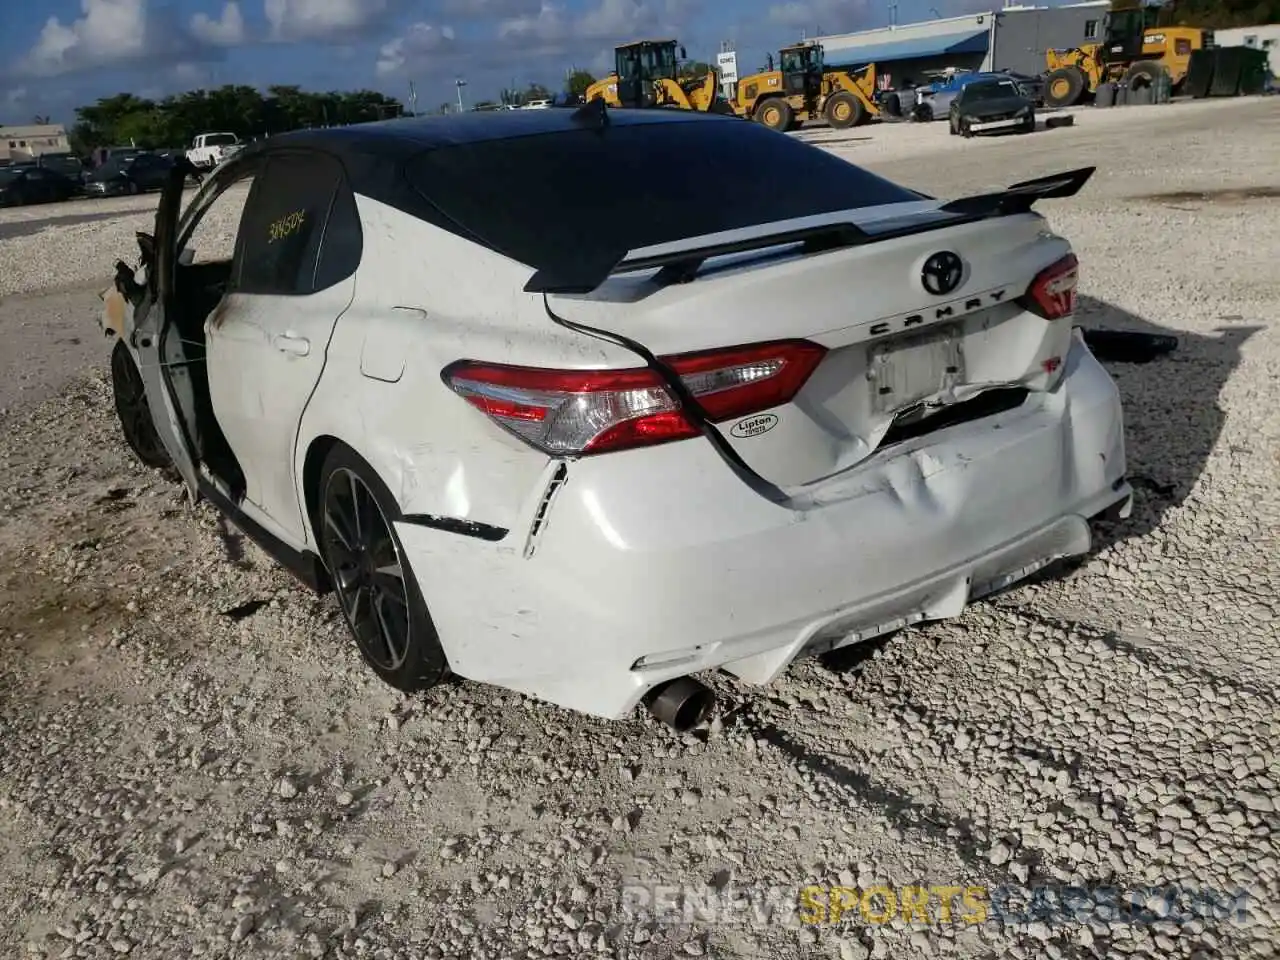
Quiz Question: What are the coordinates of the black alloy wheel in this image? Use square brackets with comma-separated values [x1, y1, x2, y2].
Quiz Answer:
[110, 340, 173, 469]
[318, 445, 449, 691]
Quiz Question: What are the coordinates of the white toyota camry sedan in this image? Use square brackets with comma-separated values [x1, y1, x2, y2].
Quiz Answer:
[100, 103, 1131, 729]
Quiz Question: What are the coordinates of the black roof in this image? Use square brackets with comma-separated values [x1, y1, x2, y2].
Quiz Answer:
[248, 106, 736, 162]
[214, 108, 749, 245]
[204, 105, 938, 295]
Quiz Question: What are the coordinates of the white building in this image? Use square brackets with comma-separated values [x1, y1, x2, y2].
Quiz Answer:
[0, 124, 71, 162]
[1213, 24, 1280, 77]
[811, 2, 1109, 88]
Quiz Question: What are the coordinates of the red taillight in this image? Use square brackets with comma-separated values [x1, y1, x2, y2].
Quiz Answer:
[443, 339, 825, 455]
[1026, 253, 1079, 320]
[664, 340, 827, 422]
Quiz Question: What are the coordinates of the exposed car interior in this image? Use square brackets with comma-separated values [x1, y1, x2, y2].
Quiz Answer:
[165, 180, 251, 501]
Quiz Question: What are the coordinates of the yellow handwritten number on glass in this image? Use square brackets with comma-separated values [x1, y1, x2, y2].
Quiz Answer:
[269, 210, 307, 244]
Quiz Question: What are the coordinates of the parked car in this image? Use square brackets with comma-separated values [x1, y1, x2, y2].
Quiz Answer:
[186, 132, 242, 171]
[84, 152, 174, 197]
[30, 153, 89, 194]
[0, 165, 80, 206]
[914, 69, 1044, 121]
[98, 109, 1129, 728]
[94, 146, 145, 166]
[999, 70, 1046, 105]
[949, 77, 1036, 137]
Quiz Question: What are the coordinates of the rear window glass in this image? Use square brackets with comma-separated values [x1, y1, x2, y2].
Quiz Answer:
[404, 119, 920, 273]
[237, 152, 346, 296]
[967, 82, 1020, 100]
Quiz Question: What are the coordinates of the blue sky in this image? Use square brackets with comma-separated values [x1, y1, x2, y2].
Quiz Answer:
[0, 0, 995, 123]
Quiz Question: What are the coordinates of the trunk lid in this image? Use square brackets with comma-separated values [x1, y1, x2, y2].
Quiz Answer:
[546, 201, 1077, 490]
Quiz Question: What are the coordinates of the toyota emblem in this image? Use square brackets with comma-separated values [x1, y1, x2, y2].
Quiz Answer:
[921, 251, 964, 296]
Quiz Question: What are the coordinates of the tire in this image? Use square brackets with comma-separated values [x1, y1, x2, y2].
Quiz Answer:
[1044, 66, 1085, 108]
[316, 443, 449, 693]
[1022, 111, 1036, 133]
[1123, 60, 1166, 92]
[127, 181, 139, 196]
[824, 91, 864, 129]
[949, 113, 958, 135]
[753, 97, 793, 132]
[914, 101, 934, 123]
[110, 340, 172, 470]
[961, 117, 974, 138]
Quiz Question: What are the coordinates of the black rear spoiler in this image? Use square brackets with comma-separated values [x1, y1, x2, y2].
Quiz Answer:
[938, 166, 1095, 217]
[523, 166, 1096, 295]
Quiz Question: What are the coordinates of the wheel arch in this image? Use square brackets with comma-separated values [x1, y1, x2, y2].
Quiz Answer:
[301, 433, 343, 548]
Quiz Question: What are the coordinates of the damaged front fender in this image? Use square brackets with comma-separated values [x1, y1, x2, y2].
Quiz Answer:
[100, 284, 133, 340]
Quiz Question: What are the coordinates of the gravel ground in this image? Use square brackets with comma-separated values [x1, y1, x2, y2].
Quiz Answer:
[1, 97, 1277, 960]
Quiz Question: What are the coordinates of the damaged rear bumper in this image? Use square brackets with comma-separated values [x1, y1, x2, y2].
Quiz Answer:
[395, 336, 1130, 721]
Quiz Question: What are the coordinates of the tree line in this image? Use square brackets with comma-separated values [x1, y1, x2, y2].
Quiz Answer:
[61, 60, 735, 156]
[67, 86, 408, 155]
[1172, 0, 1280, 28]
[65, 71, 614, 157]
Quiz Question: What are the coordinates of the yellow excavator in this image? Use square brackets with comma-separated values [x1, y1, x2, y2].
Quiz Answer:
[584, 39, 729, 112]
[732, 41, 880, 131]
[1043, 0, 1211, 106]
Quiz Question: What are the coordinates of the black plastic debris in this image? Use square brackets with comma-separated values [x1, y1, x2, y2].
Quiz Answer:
[222, 599, 268, 621]
[1131, 476, 1177, 498]
[1081, 329, 1179, 364]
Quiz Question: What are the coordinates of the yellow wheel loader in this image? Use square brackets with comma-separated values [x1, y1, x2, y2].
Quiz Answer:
[732, 42, 880, 132]
[584, 39, 730, 112]
[1043, 0, 1211, 107]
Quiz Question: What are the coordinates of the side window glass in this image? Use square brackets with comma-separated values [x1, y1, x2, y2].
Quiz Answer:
[237, 153, 341, 297]
[313, 181, 362, 291]
[183, 170, 258, 267]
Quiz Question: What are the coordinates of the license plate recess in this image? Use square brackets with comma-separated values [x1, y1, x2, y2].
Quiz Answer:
[867, 325, 965, 414]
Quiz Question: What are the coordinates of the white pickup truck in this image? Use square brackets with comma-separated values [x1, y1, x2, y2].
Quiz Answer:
[185, 133, 243, 171]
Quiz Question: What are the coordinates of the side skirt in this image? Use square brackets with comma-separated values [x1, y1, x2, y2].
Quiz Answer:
[197, 477, 333, 595]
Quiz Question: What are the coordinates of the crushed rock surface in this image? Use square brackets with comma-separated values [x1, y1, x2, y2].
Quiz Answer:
[0, 97, 1277, 959]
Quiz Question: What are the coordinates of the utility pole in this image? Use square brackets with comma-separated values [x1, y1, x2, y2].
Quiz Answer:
[455, 77, 467, 113]
[889, 0, 898, 28]
[408, 80, 417, 116]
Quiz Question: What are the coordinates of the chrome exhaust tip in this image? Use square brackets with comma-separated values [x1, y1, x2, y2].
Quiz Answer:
[645, 677, 715, 732]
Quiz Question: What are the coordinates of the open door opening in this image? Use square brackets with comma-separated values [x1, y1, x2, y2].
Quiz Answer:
[163, 256, 247, 502]
[132, 158, 246, 503]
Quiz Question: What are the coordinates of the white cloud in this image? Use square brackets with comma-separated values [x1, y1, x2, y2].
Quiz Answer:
[17, 0, 150, 77]
[264, 0, 395, 41]
[191, 2, 246, 46]
[767, 0, 872, 33]
[172, 62, 210, 84]
[13, 0, 231, 78]
[499, 0, 675, 48]
[436, 0, 540, 19]
[375, 23, 458, 77]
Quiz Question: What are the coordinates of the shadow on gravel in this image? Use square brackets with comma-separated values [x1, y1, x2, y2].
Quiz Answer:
[1074, 295, 1258, 553]
[0, 208, 148, 241]
[732, 708, 987, 862]
[797, 134, 876, 146]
